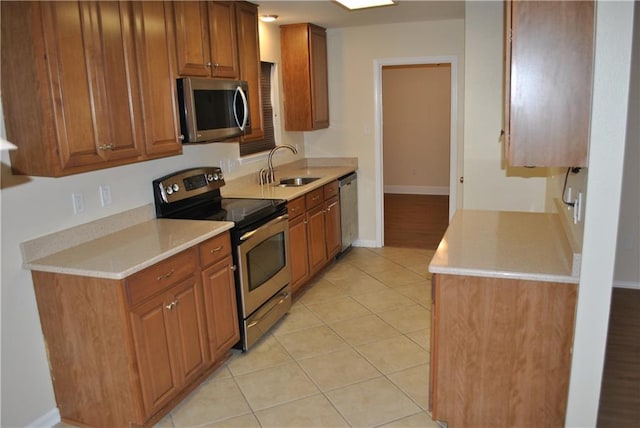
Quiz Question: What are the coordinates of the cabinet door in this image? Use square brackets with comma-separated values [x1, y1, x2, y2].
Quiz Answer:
[133, 1, 182, 157]
[324, 196, 341, 260]
[130, 291, 179, 417]
[201, 256, 240, 362]
[208, 1, 239, 78]
[307, 204, 327, 276]
[235, 1, 264, 141]
[289, 215, 310, 292]
[173, 1, 211, 76]
[170, 278, 209, 387]
[505, 0, 594, 167]
[309, 25, 329, 129]
[41, 1, 144, 169]
[130, 277, 208, 417]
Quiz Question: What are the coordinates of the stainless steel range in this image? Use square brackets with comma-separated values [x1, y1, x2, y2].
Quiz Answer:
[153, 167, 291, 350]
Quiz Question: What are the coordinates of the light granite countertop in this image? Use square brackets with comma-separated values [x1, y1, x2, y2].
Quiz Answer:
[24, 219, 233, 280]
[222, 158, 357, 200]
[429, 210, 579, 284]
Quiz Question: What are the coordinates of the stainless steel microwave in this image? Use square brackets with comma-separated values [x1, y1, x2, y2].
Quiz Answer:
[177, 77, 250, 143]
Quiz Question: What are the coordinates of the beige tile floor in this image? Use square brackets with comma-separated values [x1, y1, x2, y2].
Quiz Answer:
[156, 246, 438, 428]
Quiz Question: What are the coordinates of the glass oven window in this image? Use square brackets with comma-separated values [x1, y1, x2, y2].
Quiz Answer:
[246, 231, 286, 291]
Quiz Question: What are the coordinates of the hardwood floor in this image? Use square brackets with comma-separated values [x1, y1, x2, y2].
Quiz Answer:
[383, 193, 449, 250]
[597, 287, 640, 427]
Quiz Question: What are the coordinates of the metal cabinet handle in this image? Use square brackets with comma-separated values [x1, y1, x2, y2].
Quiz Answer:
[165, 300, 178, 310]
[247, 292, 290, 328]
[98, 143, 114, 151]
[209, 246, 223, 254]
[156, 269, 175, 281]
[311, 195, 320, 201]
[326, 201, 338, 212]
[230, 265, 237, 272]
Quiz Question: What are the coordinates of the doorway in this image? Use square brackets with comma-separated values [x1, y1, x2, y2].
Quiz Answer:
[374, 57, 458, 248]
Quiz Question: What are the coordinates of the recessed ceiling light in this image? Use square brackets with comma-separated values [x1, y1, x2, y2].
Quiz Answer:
[260, 14, 278, 23]
[335, 0, 396, 10]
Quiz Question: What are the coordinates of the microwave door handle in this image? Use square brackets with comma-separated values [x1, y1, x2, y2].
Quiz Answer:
[234, 86, 249, 131]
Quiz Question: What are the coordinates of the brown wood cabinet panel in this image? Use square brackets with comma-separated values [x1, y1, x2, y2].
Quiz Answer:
[280, 23, 329, 131]
[431, 274, 577, 427]
[0, 1, 181, 177]
[307, 204, 327, 276]
[130, 289, 180, 417]
[208, 1, 239, 78]
[134, 1, 182, 157]
[125, 248, 198, 307]
[505, 0, 594, 167]
[235, 1, 264, 142]
[199, 232, 232, 267]
[201, 256, 240, 361]
[289, 214, 310, 292]
[324, 195, 341, 259]
[305, 187, 324, 209]
[32, 272, 143, 427]
[173, 1, 211, 77]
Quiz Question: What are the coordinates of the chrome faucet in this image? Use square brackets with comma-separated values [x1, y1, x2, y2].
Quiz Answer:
[260, 144, 298, 185]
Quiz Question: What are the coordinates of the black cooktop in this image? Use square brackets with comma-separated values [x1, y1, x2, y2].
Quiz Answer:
[152, 166, 286, 230]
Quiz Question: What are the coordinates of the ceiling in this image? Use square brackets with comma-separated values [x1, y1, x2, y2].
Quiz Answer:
[254, 1, 465, 29]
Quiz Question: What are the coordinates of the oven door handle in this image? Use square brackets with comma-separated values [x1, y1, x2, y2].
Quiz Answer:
[239, 214, 289, 241]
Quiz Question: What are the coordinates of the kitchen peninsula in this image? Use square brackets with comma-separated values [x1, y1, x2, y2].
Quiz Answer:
[428, 210, 579, 427]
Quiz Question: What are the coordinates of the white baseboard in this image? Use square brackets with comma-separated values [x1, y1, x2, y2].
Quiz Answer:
[353, 239, 378, 248]
[384, 185, 449, 195]
[27, 408, 60, 428]
[613, 280, 640, 290]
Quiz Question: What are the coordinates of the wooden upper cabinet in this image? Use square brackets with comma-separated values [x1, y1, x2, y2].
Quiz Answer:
[134, 2, 182, 157]
[208, 1, 240, 78]
[173, 1, 239, 78]
[504, 0, 594, 167]
[0, 1, 181, 177]
[235, 1, 264, 142]
[280, 23, 329, 131]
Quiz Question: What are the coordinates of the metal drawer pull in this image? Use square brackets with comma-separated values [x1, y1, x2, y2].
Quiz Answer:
[165, 300, 178, 310]
[231, 265, 237, 272]
[311, 195, 320, 201]
[98, 143, 114, 151]
[156, 269, 175, 281]
[209, 246, 223, 253]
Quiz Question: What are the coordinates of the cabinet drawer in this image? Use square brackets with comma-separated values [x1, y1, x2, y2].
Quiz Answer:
[305, 188, 324, 209]
[199, 232, 231, 268]
[126, 249, 198, 307]
[287, 196, 306, 219]
[323, 181, 338, 199]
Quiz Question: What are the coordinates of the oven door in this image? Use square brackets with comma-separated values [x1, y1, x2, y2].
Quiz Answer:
[236, 214, 290, 318]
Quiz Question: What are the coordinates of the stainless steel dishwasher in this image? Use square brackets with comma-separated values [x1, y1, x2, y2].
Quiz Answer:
[338, 172, 358, 253]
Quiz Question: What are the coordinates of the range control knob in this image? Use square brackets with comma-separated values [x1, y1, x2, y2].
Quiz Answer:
[218, 172, 224, 180]
[166, 186, 173, 195]
[207, 174, 214, 182]
[172, 183, 180, 192]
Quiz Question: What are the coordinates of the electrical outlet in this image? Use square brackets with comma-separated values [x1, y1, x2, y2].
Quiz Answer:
[99, 185, 112, 207]
[72, 193, 85, 214]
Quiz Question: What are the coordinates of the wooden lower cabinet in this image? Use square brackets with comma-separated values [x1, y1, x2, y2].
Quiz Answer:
[201, 256, 240, 361]
[288, 182, 342, 293]
[130, 277, 208, 417]
[430, 273, 577, 427]
[30, 232, 237, 427]
[289, 213, 310, 291]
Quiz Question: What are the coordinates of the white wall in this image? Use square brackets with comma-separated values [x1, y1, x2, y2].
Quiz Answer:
[566, 1, 635, 425]
[304, 19, 465, 245]
[0, 21, 299, 427]
[463, 1, 547, 212]
[613, 1, 640, 289]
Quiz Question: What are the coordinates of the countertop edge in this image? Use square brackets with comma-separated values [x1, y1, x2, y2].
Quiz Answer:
[428, 266, 579, 285]
[24, 221, 234, 280]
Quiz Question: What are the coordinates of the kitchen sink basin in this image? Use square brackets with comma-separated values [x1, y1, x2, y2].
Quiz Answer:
[276, 177, 320, 187]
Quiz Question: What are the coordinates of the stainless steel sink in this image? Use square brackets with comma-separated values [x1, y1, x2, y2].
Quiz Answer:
[276, 177, 320, 187]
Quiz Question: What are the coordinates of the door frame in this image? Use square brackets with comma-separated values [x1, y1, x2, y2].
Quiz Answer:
[373, 55, 459, 247]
